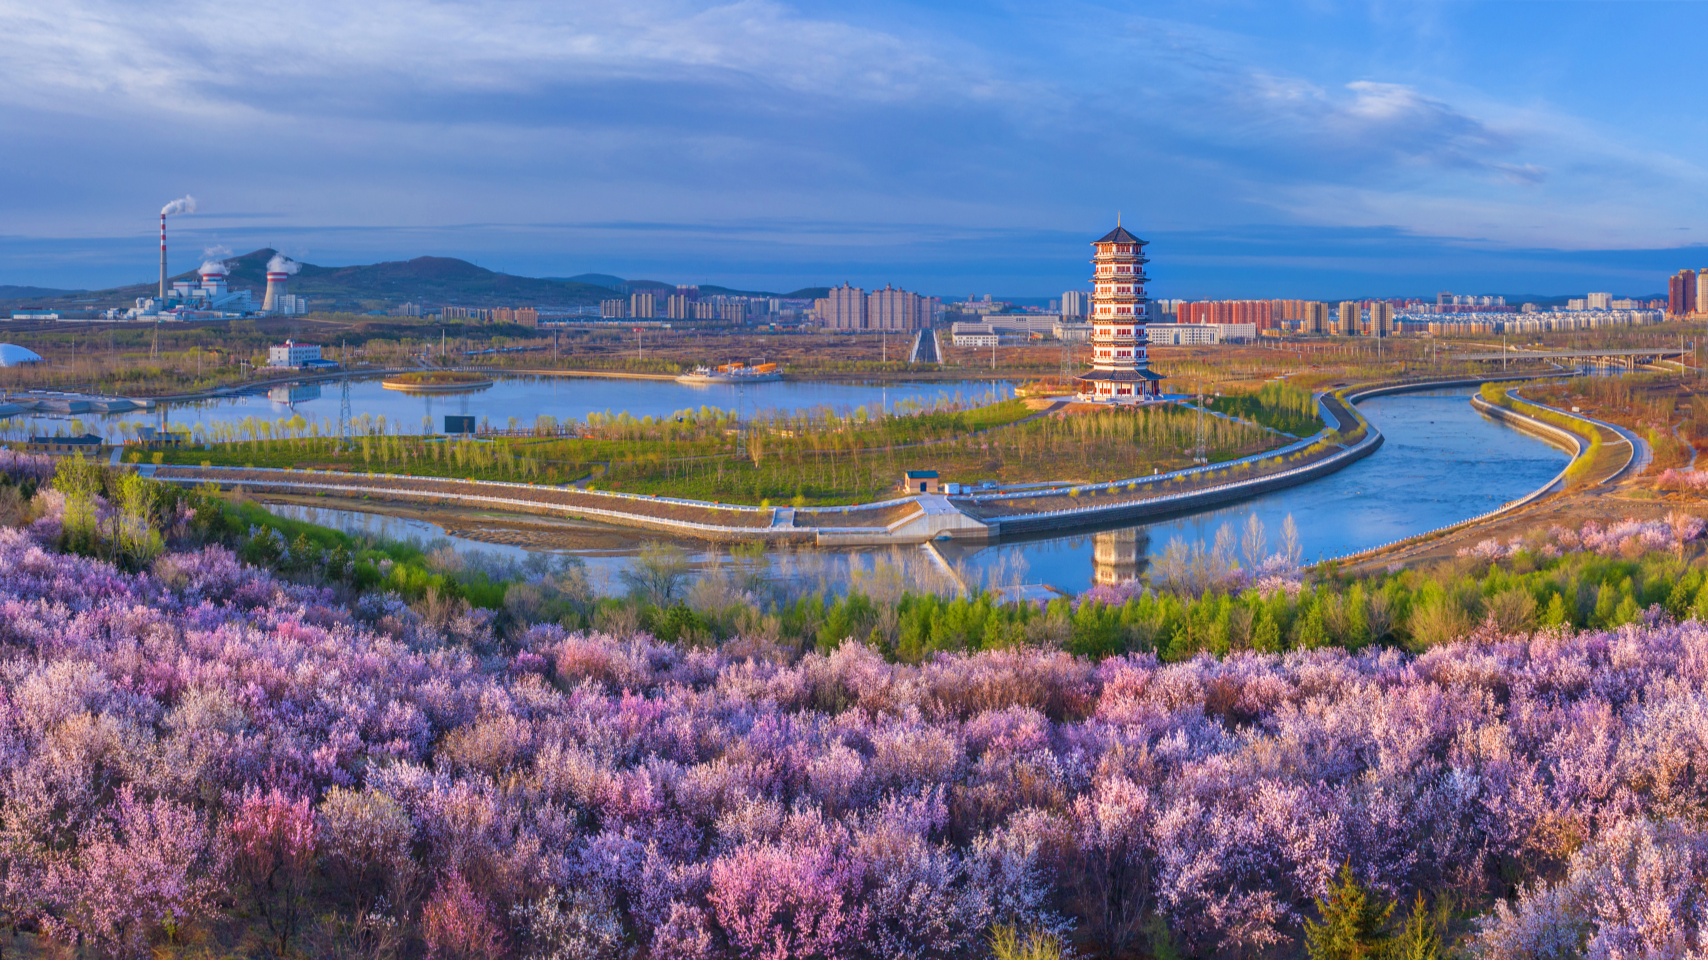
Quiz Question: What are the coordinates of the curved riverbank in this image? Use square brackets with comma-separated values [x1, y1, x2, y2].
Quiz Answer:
[1330, 380, 1636, 567]
[138, 375, 1552, 549]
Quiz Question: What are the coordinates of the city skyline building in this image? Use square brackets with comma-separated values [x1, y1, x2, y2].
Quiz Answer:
[1074, 224, 1162, 402]
[815, 283, 935, 330]
[1369, 302, 1393, 337]
[1669, 269, 1697, 317]
[1336, 301, 1359, 335]
[1306, 301, 1328, 335]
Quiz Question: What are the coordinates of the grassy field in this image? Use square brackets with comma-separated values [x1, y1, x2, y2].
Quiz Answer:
[151, 396, 1292, 505]
[1526, 372, 1703, 475]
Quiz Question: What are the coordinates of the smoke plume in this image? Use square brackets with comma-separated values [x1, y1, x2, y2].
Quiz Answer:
[267, 253, 301, 275]
[160, 195, 197, 217]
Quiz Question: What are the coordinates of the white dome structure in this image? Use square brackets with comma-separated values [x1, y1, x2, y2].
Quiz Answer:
[0, 344, 43, 367]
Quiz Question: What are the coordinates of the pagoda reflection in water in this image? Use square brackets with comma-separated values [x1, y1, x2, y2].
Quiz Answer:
[1092, 528, 1150, 586]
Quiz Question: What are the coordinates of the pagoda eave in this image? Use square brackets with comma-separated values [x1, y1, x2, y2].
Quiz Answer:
[1074, 369, 1166, 384]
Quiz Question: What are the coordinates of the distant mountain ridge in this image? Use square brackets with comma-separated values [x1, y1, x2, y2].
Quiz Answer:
[0, 253, 829, 312]
[0, 285, 83, 302]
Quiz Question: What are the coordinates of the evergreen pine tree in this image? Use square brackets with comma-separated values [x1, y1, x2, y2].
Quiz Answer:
[1387, 892, 1445, 960]
[1304, 863, 1394, 960]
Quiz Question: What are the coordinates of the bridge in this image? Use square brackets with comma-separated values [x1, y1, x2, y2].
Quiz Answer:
[1452, 347, 1692, 369]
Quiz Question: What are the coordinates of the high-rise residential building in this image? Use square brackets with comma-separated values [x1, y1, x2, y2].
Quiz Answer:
[666, 294, 691, 320]
[1061, 290, 1087, 318]
[1175, 300, 1280, 331]
[630, 291, 656, 319]
[1586, 292, 1613, 310]
[1305, 301, 1328, 335]
[1670, 270, 1698, 317]
[867, 285, 935, 331]
[1337, 301, 1359, 335]
[818, 283, 868, 329]
[1074, 224, 1162, 401]
[1368, 302, 1393, 338]
[1698, 271, 1708, 316]
[600, 299, 627, 319]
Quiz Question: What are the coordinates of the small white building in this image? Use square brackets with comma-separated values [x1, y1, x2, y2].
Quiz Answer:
[1052, 321, 1093, 342]
[1145, 322, 1257, 346]
[950, 322, 1000, 347]
[267, 340, 322, 368]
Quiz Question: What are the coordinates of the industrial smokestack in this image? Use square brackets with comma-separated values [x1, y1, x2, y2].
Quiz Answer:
[263, 254, 300, 312]
[157, 195, 196, 300]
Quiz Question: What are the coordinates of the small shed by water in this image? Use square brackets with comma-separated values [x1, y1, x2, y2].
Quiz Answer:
[901, 469, 941, 494]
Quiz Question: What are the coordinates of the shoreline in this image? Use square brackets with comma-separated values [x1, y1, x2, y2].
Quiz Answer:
[210, 376, 1593, 563]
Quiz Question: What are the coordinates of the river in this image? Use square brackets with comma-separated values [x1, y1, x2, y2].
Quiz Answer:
[259, 386, 1570, 595]
[5, 374, 1014, 440]
[937, 387, 1569, 592]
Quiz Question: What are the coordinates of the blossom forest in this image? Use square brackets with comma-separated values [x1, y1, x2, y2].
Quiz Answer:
[3, 451, 1708, 959]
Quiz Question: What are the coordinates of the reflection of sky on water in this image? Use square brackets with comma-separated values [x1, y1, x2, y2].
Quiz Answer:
[257, 388, 1566, 598]
[941, 388, 1570, 593]
[260, 503, 968, 599]
[4, 375, 1013, 440]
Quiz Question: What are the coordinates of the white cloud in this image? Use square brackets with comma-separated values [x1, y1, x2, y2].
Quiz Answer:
[0, 0, 992, 120]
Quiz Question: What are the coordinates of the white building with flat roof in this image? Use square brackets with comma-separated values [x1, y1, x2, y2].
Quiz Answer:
[267, 340, 322, 368]
[1145, 322, 1256, 345]
[950, 322, 999, 347]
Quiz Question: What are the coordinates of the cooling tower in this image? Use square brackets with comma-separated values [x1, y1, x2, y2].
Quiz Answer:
[263, 271, 289, 312]
[200, 262, 228, 297]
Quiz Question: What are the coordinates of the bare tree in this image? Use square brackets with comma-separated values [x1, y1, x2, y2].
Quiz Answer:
[1281, 514, 1303, 568]
[1241, 513, 1267, 571]
[620, 541, 692, 606]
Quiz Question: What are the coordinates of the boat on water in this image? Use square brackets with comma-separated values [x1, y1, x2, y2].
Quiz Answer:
[676, 361, 783, 385]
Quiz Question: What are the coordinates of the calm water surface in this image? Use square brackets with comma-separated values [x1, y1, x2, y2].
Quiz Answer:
[11, 374, 1014, 439]
[937, 388, 1570, 592]
[258, 387, 1569, 594]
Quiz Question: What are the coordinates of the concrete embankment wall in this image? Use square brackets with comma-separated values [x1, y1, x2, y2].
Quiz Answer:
[991, 431, 1381, 538]
[1468, 396, 1586, 457]
[153, 471, 822, 544]
[148, 375, 1559, 548]
[1328, 388, 1590, 566]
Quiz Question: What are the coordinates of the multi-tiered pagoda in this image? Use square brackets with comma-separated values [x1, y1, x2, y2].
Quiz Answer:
[1074, 224, 1164, 401]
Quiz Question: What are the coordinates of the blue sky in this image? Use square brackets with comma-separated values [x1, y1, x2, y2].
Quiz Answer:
[2, 0, 1705, 298]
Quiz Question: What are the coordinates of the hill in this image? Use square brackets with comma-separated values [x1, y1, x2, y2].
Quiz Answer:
[0, 250, 621, 313]
[558, 273, 628, 291]
[0, 285, 83, 303]
[0, 254, 830, 313]
[555, 276, 829, 300]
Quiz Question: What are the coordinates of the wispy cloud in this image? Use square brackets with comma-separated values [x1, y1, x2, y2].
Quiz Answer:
[2, 0, 1707, 289]
[0, 0, 997, 119]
